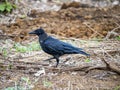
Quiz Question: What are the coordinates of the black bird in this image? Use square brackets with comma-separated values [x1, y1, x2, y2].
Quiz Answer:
[29, 28, 90, 67]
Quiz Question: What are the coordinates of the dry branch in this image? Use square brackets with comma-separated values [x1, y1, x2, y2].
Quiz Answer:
[101, 58, 120, 75]
[85, 66, 107, 73]
[105, 25, 120, 39]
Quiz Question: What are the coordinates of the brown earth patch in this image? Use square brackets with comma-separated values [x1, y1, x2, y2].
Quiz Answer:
[0, 5, 120, 42]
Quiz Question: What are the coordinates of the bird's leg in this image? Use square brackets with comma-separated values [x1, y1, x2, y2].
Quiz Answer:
[56, 58, 59, 67]
[87, 55, 90, 59]
[54, 55, 60, 67]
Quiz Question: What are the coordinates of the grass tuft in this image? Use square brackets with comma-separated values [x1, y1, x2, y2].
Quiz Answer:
[14, 42, 41, 53]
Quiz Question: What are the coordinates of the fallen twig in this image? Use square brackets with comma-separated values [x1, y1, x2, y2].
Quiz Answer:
[101, 58, 120, 75]
[105, 25, 120, 39]
[83, 23, 104, 38]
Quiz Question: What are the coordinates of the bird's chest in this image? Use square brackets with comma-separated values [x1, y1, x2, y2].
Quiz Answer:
[40, 42, 51, 54]
[40, 41, 45, 50]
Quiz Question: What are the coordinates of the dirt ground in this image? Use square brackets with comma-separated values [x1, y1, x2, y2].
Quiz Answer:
[0, 4, 120, 41]
[0, 2, 120, 90]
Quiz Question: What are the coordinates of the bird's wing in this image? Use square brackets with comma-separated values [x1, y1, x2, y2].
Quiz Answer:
[61, 42, 82, 53]
[44, 37, 83, 55]
[44, 38, 64, 55]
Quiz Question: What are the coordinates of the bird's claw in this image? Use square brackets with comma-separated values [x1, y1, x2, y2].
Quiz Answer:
[43, 59, 51, 62]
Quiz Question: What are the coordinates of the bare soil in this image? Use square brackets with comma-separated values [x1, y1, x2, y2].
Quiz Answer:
[0, 5, 120, 41]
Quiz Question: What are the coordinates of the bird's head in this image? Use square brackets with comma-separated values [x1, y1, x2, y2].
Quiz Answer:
[29, 28, 45, 36]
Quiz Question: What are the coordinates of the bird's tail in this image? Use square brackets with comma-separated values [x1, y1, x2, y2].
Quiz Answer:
[79, 50, 90, 56]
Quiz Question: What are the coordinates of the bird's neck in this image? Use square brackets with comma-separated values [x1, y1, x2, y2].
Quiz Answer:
[39, 33, 48, 43]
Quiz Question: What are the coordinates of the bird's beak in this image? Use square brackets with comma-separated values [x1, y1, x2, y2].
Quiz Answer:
[29, 31, 36, 34]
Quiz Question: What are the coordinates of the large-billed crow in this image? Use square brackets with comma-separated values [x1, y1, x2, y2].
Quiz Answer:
[29, 28, 90, 67]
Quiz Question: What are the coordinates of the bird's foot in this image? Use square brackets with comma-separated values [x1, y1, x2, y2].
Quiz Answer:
[87, 54, 90, 59]
[43, 57, 54, 62]
[87, 56, 90, 59]
[43, 59, 51, 62]
[51, 65, 57, 68]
